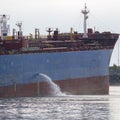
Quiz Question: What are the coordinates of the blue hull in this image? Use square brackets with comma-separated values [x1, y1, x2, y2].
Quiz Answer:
[0, 49, 113, 97]
[0, 49, 112, 86]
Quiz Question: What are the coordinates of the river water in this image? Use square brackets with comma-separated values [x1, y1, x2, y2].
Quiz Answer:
[0, 86, 120, 120]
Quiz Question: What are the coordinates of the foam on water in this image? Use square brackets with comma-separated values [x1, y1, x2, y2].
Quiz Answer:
[39, 73, 66, 96]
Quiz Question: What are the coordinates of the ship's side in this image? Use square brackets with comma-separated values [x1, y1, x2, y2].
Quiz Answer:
[0, 48, 115, 97]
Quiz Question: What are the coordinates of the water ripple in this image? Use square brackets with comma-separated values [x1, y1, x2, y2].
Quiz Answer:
[0, 86, 119, 120]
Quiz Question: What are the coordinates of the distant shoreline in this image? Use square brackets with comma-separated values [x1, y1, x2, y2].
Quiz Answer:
[109, 65, 120, 85]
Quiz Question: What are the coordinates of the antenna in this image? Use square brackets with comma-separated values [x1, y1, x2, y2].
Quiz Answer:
[81, 3, 89, 38]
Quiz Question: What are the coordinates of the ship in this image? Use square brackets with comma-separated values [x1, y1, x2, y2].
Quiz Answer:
[0, 5, 119, 97]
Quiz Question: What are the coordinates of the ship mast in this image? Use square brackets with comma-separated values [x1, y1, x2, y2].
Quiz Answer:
[81, 4, 89, 38]
[16, 22, 23, 39]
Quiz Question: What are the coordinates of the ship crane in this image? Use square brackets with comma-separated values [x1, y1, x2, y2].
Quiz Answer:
[0, 14, 10, 40]
[81, 4, 89, 38]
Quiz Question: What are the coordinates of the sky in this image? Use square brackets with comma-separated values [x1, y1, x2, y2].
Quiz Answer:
[0, 0, 120, 66]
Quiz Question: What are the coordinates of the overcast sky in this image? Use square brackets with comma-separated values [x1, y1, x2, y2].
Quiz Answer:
[0, 0, 120, 65]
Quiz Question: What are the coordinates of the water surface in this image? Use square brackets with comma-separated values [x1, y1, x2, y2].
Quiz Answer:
[0, 86, 120, 120]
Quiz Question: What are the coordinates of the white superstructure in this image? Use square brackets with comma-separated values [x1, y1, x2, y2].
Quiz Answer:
[0, 15, 10, 40]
